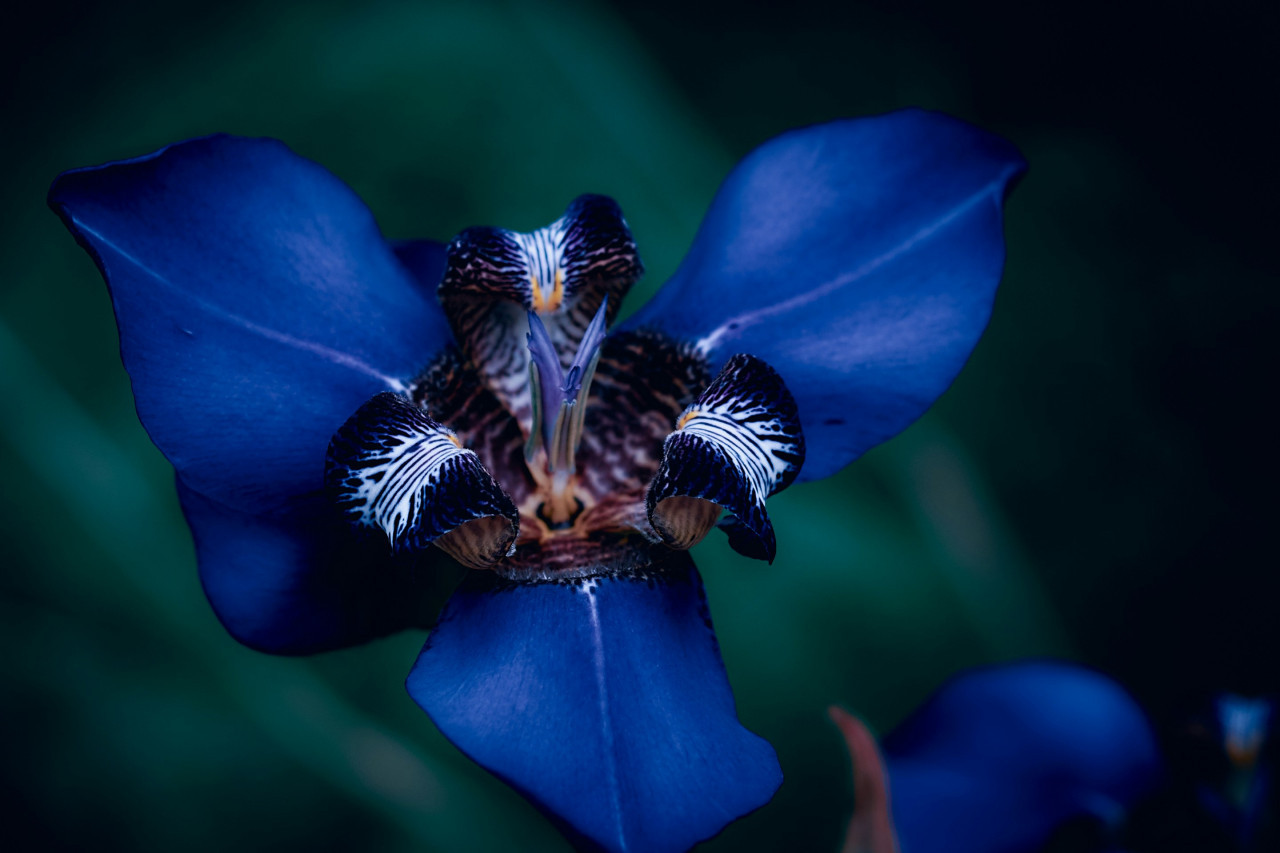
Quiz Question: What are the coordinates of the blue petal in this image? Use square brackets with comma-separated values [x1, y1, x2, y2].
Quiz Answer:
[407, 557, 781, 852]
[882, 662, 1161, 853]
[391, 238, 450, 295]
[48, 135, 454, 513]
[625, 109, 1026, 482]
[176, 478, 443, 654]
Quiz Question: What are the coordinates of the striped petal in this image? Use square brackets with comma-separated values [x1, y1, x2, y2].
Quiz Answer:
[325, 392, 518, 570]
[646, 354, 804, 562]
[437, 195, 642, 436]
[572, 329, 711, 539]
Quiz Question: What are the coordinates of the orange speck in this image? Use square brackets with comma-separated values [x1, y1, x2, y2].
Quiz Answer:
[677, 410, 701, 430]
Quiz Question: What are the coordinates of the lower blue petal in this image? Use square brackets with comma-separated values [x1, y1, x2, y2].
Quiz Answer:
[407, 556, 780, 852]
[625, 110, 1025, 483]
[177, 478, 444, 655]
[883, 662, 1161, 853]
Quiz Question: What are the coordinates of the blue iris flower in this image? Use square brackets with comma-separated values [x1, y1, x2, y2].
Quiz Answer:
[831, 662, 1162, 853]
[49, 109, 1024, 852]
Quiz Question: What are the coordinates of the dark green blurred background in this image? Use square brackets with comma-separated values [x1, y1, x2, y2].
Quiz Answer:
[2, 1, 1275, 850]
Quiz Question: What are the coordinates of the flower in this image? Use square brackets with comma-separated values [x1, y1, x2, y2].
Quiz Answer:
[829, 662, 1162, 853]
[1123, 692, 1275, 851]
[1200, 694, 1274, 848]
[49, 109, 1024, 852]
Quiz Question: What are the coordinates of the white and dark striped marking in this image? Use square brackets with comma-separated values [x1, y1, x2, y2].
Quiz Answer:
[646, 354, 804, 563]
[326, 392, 519, 569]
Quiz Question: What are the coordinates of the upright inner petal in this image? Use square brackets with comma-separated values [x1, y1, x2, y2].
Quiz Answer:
[513, 224, 566, 314]
[437, 195, 642, 440]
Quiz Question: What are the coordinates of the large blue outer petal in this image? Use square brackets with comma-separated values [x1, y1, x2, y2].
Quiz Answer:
[625, 110, 1026, 482]
[882, 662, 1162, 853]
[407, 558, 781, 853]
[49, 136, 456, 653]
[48, 135, 454, 513]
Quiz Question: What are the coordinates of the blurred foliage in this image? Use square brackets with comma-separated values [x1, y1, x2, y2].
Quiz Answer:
[1, 0, 1275, 850]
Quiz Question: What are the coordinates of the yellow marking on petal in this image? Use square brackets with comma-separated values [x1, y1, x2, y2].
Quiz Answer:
[446, 433, 463, 449]
[676, 410, 701, 430]
[530, 273, 545, 313]
[548, 267, 565, 312]
[532, 269, 564, 315]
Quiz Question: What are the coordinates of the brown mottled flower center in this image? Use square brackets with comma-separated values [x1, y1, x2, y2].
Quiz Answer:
[411, 329, 709, 577]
